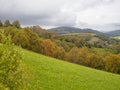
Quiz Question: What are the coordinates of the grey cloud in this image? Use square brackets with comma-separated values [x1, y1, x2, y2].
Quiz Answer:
[110, 23, 120, 28]
[62, 0, 115, 12]
[0, 0, 76, 26]
[75, 21, 120, 31]
[0, 0, 120, 31]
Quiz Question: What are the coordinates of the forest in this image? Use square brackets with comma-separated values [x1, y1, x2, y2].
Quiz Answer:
[0, 19, 120, 74]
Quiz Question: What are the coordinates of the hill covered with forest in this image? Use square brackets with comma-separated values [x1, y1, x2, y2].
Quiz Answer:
[0, 20, 120, 89]
[48, 26, 103, 35]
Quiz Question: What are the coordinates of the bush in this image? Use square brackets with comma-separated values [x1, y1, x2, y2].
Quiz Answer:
[66, 47, 104, 70]
[0, 32, 27, 90]
[104, 54, 120, 74]
[86, 53, 104, 69]
[39, 39, 57, 57]
[65, 47, 79, 63]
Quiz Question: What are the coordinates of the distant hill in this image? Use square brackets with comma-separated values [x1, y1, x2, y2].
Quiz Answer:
[48, 26, 103, 35]
[105, 30, 120, 36]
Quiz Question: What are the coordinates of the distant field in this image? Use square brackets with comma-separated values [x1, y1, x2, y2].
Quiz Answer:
[92, 47, 117, 55]
[113, 36, 120, 39]
[62, 32, 96, 36]
[23, 49, 120, 90]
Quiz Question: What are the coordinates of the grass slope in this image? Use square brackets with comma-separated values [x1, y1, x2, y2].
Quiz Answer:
[22, 49, 120, 90]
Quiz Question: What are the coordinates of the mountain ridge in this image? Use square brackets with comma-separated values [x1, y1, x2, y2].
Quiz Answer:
[105, 30, 120, 36]
[48, 26, 120, 37]
[48, 26, 104, 35]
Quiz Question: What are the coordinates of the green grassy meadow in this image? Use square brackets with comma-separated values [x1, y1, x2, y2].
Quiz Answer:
[62, 32, 96, 36]
[114, 36, 120, 39]
[22, 49, 120, 90]
[92, 47, 116, 55]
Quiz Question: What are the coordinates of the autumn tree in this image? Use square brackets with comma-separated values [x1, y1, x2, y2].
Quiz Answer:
[77, 47, 91, 65]
[4, 19, 11, 27]
[55, 40, 76, 52]
[30, 25, 57, 40]
[39, 39, 57, 57]
[104, 54, 120, 74]
[55, 46, 66, 60]
[65, 46, 104, 70]
[24, 27, 40, 51]
[12, 20, 21, 28]
[12, 30, 29, 48]
[86, 53, 104, 69]
[65, 47, 79, 63]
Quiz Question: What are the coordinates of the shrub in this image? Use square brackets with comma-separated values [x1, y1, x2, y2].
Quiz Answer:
[86, 53, 104, 69]
[0, 32, 27, 90]
[65, 47, 79, 63]
[104, 54, 120, 74]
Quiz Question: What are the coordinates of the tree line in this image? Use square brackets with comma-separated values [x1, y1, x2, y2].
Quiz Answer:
[0, 20, 120, 74]
[0, 19, 20, 28]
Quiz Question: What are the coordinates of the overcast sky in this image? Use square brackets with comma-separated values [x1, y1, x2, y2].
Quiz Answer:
[0, 0, 120, 31]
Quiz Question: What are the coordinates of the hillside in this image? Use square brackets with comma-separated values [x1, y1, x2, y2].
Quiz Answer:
[48, 26, 103, 35]
[105, 30, 120, 36]
[23, 49, 120, 90]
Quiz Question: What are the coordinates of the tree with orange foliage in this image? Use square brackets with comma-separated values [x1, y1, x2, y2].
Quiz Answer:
[65, 47, 79, 63]
[104, 54, 120, 73]
[39, 39, 57, 57]
[78, 47, 91, 65]
[55, 46, 66, 60]
[86, 53, 104, 69]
